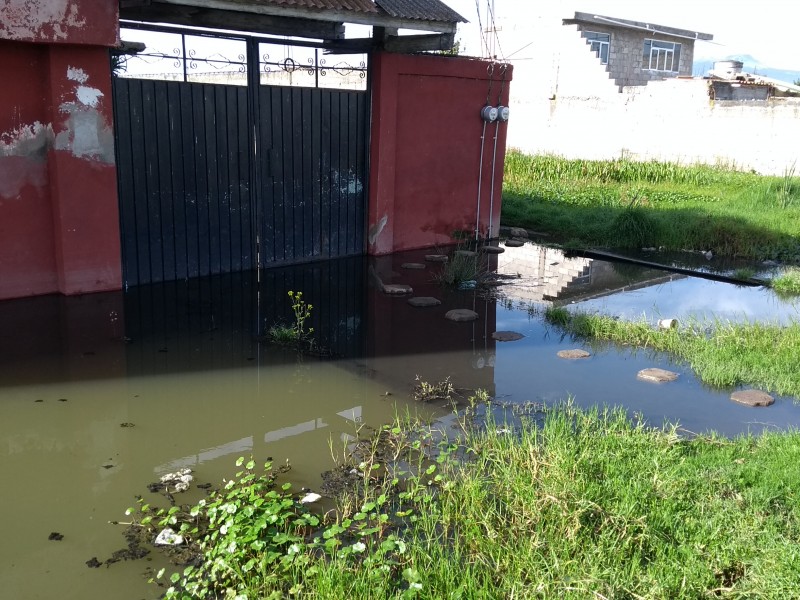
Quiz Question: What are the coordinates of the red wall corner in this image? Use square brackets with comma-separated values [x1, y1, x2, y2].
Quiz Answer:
[0, 40, 121, 300]
[368, 52, 513, 255]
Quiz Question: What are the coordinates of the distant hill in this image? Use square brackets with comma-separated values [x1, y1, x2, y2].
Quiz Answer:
[693, 54, 800, 84]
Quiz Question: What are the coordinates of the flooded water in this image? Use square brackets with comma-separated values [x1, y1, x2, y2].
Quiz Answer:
[2, 245, 799, 600]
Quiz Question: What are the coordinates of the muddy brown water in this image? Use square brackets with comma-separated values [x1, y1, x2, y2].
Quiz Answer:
[2, 247, 799, 599]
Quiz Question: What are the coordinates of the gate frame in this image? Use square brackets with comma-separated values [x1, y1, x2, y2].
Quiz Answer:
[113, 23, 372, 286]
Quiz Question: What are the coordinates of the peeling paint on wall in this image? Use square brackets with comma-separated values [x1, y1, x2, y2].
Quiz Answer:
[67, 66, 89, 84]
[55, 67, 114, 163]
[0, 0, 86, 42]
[368, 214, 388, 245]
[0, 122, 54, 199]
[0, 66, 114, 200]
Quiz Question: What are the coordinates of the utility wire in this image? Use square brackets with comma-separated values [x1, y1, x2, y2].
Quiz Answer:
[474, 0, 492, 59]
[484, 0, 506, 62]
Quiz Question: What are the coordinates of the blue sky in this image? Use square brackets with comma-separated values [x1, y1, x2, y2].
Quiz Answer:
[442, 0, 798, 69]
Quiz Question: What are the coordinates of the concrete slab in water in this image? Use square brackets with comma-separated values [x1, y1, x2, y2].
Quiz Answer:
[408, 296, 441, 307]
[401, 263, 426, 270]
[557, 349, 591, 359]
[492, 331, 524, 342]
[637, 368, 679, 383]
[425, 254, 448, 262]
[445, 309, 478, 322]
[383, 284, 413, 295]
[730, 389, 774, 407]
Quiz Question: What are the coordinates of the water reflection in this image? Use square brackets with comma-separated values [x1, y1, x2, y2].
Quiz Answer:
[1, 247, 799, 600]
[496, 243, 800, 324]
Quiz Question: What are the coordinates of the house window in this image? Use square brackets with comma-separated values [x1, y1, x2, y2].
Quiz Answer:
[643, 39, 681, 72]
[582, 31, 610, 64]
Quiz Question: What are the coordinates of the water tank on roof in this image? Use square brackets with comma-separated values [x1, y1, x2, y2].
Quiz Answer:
[713, 60, 744, 79]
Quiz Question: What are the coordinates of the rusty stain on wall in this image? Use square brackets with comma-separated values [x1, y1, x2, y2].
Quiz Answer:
[0, 0, 86, 41]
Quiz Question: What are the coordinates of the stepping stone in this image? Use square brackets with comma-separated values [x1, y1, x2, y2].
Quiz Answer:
[383, 284, 413, 295]
[505, 239, 524, 247]
[730, 389, 774, 407]
[445, 309, 479, 322]
[425, 254, 449, 263]
[401, 262, 426, 270]
[492, 331, 524, 342]
[454, 250, 477, 258]
[509, 227, 529, 238]
[637, 368, 679, 383]
[557, 349, 591, 359]
[481, 245, 505, 254]
[408, 296, 441, 307]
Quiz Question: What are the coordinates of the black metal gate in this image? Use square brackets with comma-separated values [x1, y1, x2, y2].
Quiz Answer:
[112, 28, 369, 287]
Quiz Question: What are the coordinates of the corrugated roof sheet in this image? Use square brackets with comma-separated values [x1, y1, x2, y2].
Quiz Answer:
[375, 0, 466, 22]
[257, 0, 378, 13]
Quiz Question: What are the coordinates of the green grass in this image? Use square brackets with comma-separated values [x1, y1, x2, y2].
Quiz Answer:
[545, 307, 800, 397]
[771, 268, 800, 298]
[149, 405, 800, 599]
[502, 152, 800, 261]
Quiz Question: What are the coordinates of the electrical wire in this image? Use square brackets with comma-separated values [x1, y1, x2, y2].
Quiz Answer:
[473, 0, 492, 59]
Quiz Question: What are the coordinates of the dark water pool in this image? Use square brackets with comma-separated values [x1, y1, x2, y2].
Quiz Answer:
[1, 245, 798, 599]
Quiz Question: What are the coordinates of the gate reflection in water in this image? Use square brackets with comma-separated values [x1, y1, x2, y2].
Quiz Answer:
[0, 255, 497, 600]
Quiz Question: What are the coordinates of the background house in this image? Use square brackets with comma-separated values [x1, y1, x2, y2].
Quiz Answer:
[563, 12, 712, 91]
[484, 6, 800, 175]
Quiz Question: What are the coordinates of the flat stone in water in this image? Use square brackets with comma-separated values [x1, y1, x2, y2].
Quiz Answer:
[509, 227, 528, 238]
[425, 254, 448, 262]
[383, 284, 413, 295]
[637, 368, 679, 383]
[505, 239, 524, 247]
[730, 389, 774, 407]
[454, 250, 477, 258]
[481, 245, 505, 254]
[557, 349, 591, 359]
[401, 262, 426, 270]
[408, 296, 441, 307]
[445, 309, 479, 322]
[492, 331, 524, 342]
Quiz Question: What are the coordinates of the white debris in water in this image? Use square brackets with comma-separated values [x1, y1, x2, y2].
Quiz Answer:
[154, 528, 184, 546]
[160, 468, 193, 492]
[299, 492, 322, 504]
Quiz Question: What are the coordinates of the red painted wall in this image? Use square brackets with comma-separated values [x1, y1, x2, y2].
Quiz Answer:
[0, 0, 121, 300]
[368, 52, 512, 254]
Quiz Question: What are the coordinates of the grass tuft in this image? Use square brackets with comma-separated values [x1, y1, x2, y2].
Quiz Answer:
[545, 307, 800, 397]
[770, 268, 800, 298]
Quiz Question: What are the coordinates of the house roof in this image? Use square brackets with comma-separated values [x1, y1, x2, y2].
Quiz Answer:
[374, 0, 466, 23]
[565, 12, 713, 42]
[250, 0, 378, 13]
[120, 0, 465, 36]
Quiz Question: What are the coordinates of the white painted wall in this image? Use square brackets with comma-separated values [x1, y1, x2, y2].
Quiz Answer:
[470, 6, 800, 175]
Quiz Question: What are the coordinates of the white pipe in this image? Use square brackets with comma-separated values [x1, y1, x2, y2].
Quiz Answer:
[487, 119, 500, 240]
[475, 120, 488, 240]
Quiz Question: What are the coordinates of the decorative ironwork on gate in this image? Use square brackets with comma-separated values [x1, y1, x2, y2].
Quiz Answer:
[117, 27, 368, 90]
